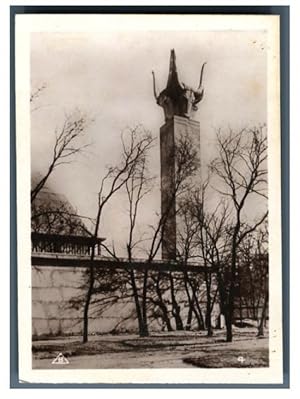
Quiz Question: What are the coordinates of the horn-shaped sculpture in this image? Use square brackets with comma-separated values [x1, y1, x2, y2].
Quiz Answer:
[151, 71, 158, 101]
[198, 62, 207, 90]
[193, 62, 207, 109]
[153, 49, 207, 121]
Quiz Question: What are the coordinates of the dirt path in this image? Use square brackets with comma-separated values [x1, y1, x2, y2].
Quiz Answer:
[32, 329, 268, 369]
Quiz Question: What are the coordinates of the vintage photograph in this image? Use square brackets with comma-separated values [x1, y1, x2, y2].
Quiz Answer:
[15, 13, 282, 384]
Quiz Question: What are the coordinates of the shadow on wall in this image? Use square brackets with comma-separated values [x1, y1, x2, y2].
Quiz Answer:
[32, 265, 222, 339]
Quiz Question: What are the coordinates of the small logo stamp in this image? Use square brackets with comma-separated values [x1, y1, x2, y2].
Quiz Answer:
[51, 352, 69, 365]
[237, 356, 246, 365]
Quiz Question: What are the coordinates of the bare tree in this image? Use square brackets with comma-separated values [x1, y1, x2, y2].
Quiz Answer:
[254, 225, 269, 336]
[238, 236, 258, 320]
[31, 111, 90, 203]
[148, 273, 173, 331]
[177, 198, 205, 331]
[210, 126, 268, 342]
[31, 194, 93, 236]
[82, 125, 154, 343]
[124, 131, 155, 337]
[30, 83, 47, 111]
[178, 179, 231, 336]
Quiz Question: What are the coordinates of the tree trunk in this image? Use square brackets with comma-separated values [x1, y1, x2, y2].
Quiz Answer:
[140, 270, 149, 337]
[216, 271, 227, 329]
[257, 291, 268, 337]
[193, 295, 205, 331]
[226, 283, 235, 342]
[225, 308, 233, 342]
[129, 270, 145, 337]
[225, 268, 236, 342]
[226, 237, 238, 342]
[205, 272, 213, 337]
[186, 306, 193, 330]
[82, 264, 95, 343]
[248, 265, 257, 320]
[206, 299, 213, 337]
[239, 292, 243, 325]
[187, 278, 205, 330]
[183, 271, 198, 331]
[169, 272, 184, 330]
[155, 273, 173, 331]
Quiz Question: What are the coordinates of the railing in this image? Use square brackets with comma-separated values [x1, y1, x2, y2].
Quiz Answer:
[31, 233, 217, 273]
[31, 232, 104, 256]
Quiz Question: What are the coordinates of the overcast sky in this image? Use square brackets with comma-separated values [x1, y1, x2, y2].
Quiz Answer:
[31, 28, 267, 256]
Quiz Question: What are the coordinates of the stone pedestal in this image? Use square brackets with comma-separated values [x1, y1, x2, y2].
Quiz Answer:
[160, 115, 200, 260]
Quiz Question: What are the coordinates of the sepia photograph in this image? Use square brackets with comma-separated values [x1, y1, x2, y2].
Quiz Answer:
[14, 12, 283, 384]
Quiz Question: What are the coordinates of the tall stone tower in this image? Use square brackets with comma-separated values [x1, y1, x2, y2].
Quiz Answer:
[152, 49, 206, 260]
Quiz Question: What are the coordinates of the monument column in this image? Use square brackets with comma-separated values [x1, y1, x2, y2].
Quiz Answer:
[153, 49, 206, 261]
[160, 116, 200, 260]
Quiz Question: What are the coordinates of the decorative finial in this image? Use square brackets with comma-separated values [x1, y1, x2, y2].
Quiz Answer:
[153, 50, 207, 121]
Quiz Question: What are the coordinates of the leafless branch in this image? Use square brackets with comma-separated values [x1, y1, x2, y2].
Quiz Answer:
[31, 111, 91, 203]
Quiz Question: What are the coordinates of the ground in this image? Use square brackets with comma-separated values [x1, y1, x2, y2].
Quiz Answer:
[32, 327, 268, 369]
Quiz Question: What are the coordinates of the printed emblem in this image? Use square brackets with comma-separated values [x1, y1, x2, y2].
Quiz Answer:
[51, 352, 69, 365]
